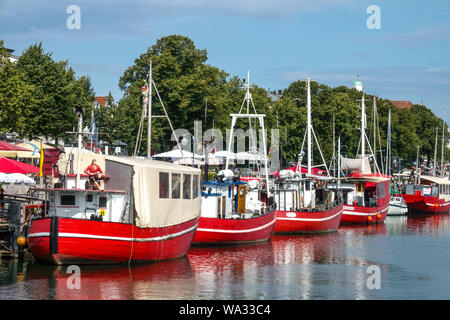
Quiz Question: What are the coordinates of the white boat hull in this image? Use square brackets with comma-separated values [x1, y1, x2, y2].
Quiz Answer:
[387, 196, 408, 216]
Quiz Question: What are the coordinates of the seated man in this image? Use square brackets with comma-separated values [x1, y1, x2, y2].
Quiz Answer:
[84, 159, 104, 190]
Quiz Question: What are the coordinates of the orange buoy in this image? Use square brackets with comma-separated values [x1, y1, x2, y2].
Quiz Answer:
[368, 216, 373, 222]
[376, 213, 382, 219]
[16, 236, 27, 247]
[434, 203, 439, 208]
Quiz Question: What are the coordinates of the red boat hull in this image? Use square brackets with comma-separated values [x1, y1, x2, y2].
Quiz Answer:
[341, 203, 389, 224]
[27, 216, 199, 265]
[273, 203, 344, 234]
[399, 194, 450, 214]
[192, 210, 276, 245]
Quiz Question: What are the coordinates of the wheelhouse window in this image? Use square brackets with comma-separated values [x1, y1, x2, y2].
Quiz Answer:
[193, 175, 199, 198]
[377, 182, 386, 199]
[159, 172, 169, 199]
[99, 196, 107, 208]
[172, 173, 181, 199]
[60, 195, 76, 206]
[183, 174, 191, 199]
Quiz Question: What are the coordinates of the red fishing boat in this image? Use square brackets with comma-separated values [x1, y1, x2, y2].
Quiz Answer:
[193, 178, 276, 244]
[272, 79, 343, 234]
[26, 157, 201, 265]
[26, 63, 201, 264]
[192, 72, 276, 245]
[339, 173, 390, 224]
[399, 176, 450, 214]
[338, 93, 390, 224]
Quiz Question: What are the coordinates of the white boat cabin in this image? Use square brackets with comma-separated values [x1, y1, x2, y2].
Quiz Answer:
[201, 178, 268, 219]
[406, 175, 450, 201]
[274, 170, 336, 211]
[40, 189, 127, 223]
[333, 178, 389, 207]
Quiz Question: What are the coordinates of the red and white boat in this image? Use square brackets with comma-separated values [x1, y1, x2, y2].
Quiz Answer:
[339, 172, 390, 224]
[399, 175, 450, 214]
[26, 63, 202, 264]
[192, 72, 276, 245]
[272, 78, 343, 234]
[193, 178, 276, 244]
[338, 93, 390, 224]
[26, 157, 201, 265]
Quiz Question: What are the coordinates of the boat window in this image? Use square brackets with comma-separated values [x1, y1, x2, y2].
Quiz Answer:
[86, 194, 93, 202]
[193, 175, 199, 198]
[377, 182, 386, 199]
[183, 174, 191, 199]
[60, 195, 76, 206]
[159, 172, 170, 199]
[305, 181, 311, 191]
[172, 173, 181, 199]
[99, 196, 107, 208]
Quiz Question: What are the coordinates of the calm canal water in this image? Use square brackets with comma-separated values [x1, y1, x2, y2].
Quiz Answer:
[1, 214, 450, 300]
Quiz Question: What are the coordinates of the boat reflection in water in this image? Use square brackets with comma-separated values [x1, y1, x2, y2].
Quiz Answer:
[23, 258, 195, 300]
[406, 213, 450, 236]
[186, 242, 275, 299]
[4, 214, 450, 299]
[269, 223, 388, 299]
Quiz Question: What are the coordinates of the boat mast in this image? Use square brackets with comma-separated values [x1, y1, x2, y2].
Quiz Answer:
[441, 109, 445, 176]
[434, 127, 438, 176]
[147, 61, 152, 159]
[386, 109, 392, 176]
[361, 94, 366, 174]
[76, 110, 83, 189]
[373, 97, 376, 174]
[338, 136, 341, 188]
[306, 78, 312, 175]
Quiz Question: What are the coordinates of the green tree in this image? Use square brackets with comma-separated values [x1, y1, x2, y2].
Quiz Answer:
[16, 42, 95, 143]
[0, 40, 35, 136]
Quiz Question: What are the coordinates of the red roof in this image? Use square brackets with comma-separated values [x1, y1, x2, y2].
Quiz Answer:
[0, 157, 40, 174]
[94, 96, 107, 107]
[389, 100, 414, 109]
[0, 140, 29, 151]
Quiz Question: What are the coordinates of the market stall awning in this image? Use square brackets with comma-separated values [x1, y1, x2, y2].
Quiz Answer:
[0, 157, 40, 174]
[152, 149, 203, 160]
[0, 140, 29, 151]
[0, 172, 36, 184]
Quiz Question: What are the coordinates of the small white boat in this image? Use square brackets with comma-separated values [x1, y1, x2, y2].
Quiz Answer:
[387, 195, 408, 216]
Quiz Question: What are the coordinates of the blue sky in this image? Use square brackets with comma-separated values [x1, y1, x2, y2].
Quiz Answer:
[1, 0, 449, 118]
